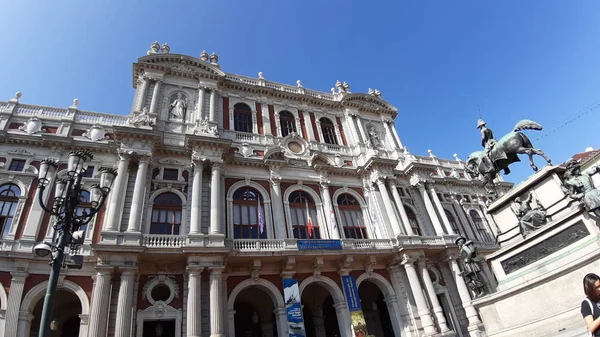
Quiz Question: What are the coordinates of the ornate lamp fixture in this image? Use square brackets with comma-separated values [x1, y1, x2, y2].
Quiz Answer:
[33, 150, 117, 337]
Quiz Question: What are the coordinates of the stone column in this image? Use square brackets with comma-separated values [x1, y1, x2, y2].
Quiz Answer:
[5, 272, 28, 337]
[196, 87, 205, 121]
[448, 257, 482, 333]
[414, 181, 445, 235]
[333, 302, 353, 337]
[346, 112, 361, 145]
[375, 178, 403, 237]
[390, 120, 404, 148]
[209, 161, 223, 235]
[187, 267, 202, 337]
[126, 154, 151, 232]
[478, 258, 497, 292]
[383, 295, 403, 337]
[210, 268, 225, 337]
[275, 307, 288, 337]
[149, 80, 162, 114]
[189, 159, 204, 234]
[429, 185, 455, 235]
[401, 256, 437, 336]
[388, 180, 413, 235]
[356, 117, 368, 144]
[16, 312, 34, 337]
[88, 268, 113, 337]
[209, 89, 218, 123]
[269, 170, 287, 239]
[135, 76, 149, 111]
[387, 266, 417, 337]
[103, 152, 130, 231]
[450, 194, 478, 239]
[114, 269, 136, 337]
[382, 120, 398, 150]
[417, 260, 450, 333]
[319, 179, 340, 239]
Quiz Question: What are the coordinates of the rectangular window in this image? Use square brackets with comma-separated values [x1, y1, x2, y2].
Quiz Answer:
[8, 159, 26, 172]
[82, 166, 95, 178]
[163, 169, 179, 181]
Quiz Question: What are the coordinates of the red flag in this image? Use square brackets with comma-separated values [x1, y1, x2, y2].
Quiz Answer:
[305, 201, 313, 237]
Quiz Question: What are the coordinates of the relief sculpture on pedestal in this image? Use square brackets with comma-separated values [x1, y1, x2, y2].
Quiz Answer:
[561, 158, 600, 218]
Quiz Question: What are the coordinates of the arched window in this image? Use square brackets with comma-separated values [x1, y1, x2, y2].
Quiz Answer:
[405, 206, 422, 236]
[279, 111, 297, 137]
[444, 209, 462, 236]
[337, 194, 367, 239]
[234, 103, 253, 133]
[151, 193, 182, 235]
[232, 187, 267, 239]
[75, 190, 92, 233]
[320, 118, 337, 145]
[0, 183, 20, 239]
[289, 191, 320, 239]
[469, 210, 492, 242]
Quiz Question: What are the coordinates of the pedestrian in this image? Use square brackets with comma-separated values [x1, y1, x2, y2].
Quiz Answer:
[582, 273, 600, 336]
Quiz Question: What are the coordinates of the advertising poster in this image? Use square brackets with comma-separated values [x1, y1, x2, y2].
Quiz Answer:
[283, 278, 307, 337]
[341, 275, 369, 337]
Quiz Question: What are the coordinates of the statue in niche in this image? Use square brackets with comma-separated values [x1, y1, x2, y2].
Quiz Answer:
[169, 93, 187, 120]
[561, 158, 600, 217]
[367, 126, 381, 149]
[512, 191, 547, 237]
[455, 236, 487, 298]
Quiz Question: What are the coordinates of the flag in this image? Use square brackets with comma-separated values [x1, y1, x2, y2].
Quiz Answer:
[257, 197, 264, 235]
[305, 201, 313, 237]
[331, 209, 337, 229]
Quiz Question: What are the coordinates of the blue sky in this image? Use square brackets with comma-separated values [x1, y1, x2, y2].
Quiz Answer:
[1, 1, 599, 184]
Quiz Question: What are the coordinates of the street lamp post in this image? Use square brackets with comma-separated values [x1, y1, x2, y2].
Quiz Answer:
[33, 150, 117, 337]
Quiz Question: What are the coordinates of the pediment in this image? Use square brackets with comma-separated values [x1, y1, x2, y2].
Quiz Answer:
[134, 54, 226, 86]
[341, 94, 397, 115]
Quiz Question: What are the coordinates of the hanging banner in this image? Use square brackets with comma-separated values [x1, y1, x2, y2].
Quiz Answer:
[283, 278, 307, 337]
[341, 275, 369, 337]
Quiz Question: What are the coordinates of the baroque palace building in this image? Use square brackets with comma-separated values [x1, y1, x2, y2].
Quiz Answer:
[0, 42, 510, 337]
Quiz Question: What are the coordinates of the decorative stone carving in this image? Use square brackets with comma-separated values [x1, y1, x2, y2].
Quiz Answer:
[455, 236, 487, 298]
[258, 72, 264, 80]
[368, 88, 382, 98]
[161, 43, 170, 54]
[193, 116, 218, 136]
[19, 117, 46, 135]
[70, 98, 80, 109]
[250, 260, 261, 282]
[158, 158, 185, 166]
[11, 91, 22, 102]
[82, 124, 109, 142]
[296, 80, 303, 88]
[147, 41, 160, 55]
[366, 124, 382, 149]
[512, 191, 547, 237]
[236, 143, 255, 158]
[313, 257, 324, 278]
[199, 50, 209, 62]
[209, 52, 219, 65]
[335, 80, 351, 93]
[169, 92, 188, 121]
[170, 63, 195, 74]
[8, 149, 34, 156]
[128, 107, 156, 127]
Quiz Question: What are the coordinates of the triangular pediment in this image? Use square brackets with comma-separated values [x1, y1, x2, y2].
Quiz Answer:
[133, 54, 226, 86]
[341, 94, 397, 115]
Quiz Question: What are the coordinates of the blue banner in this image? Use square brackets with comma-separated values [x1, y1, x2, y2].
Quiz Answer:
[297, 239, 342, 251]
[283, 278, 307, 337]
[341, 275, 362, 312]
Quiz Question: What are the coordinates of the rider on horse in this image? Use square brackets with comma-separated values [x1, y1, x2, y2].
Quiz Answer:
[477, 119, 510, 175]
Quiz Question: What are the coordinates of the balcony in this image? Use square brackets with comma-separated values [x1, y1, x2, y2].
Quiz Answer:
[142, 234, 187, 248]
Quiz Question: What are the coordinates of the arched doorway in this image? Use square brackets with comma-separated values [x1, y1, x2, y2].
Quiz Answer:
[301, 283, 340, 337]
[30, 290, 82, 337]
[234, 286, 277, 337]
[358, 281, 394, 337]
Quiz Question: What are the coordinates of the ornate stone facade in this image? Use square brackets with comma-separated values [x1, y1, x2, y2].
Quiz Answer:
[0, 43, 510, 337]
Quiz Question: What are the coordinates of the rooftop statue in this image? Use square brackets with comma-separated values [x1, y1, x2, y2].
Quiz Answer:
[561, 158, 600, 217]
[465, 119, 552, 194]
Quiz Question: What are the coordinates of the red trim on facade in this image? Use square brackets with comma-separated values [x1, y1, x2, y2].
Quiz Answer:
[336, 117, 348, 146]
[268, 105, 277, 136]
[0, 272, 11, 295]
[92, 206, 107, 243]
[66, 276, 93, 299]
[255, 103, 264, 135]
[15, 178, 39, 239]
[299, 111, 308, 140]
[310, 112, 320, 142]
[24, 274, 51, 299]
[223, 97, 230, 130]
[45, 127, 58, 134]
[71, 129, 85, 137]
[7, 123, 21, 130]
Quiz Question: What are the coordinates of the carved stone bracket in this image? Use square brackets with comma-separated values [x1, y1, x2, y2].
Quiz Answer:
[19, 117, 46, 135]
[82, 124, 109, 142]
[339, 255, 354, 270]
[364, 256, 376, 276]
[250, 259, 261, 282]
[313, 257, 324, 278]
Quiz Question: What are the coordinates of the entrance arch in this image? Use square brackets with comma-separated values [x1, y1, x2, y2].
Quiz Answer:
[356, 273, 403, 337]
[227, 278, 287, 337]
[299, 276, 352, 337]
[19, 280, 89, 337]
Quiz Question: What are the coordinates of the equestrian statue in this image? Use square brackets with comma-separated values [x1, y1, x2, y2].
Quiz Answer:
[465, 119, 551, 194]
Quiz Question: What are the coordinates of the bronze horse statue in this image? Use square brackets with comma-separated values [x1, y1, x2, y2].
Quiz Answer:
[465, 120, 551, 193]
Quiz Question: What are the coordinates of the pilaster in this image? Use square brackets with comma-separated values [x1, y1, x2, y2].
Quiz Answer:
[5, 271, 28, 337]
[114, 268, 136, 337]
[400, 254, 437, 336]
